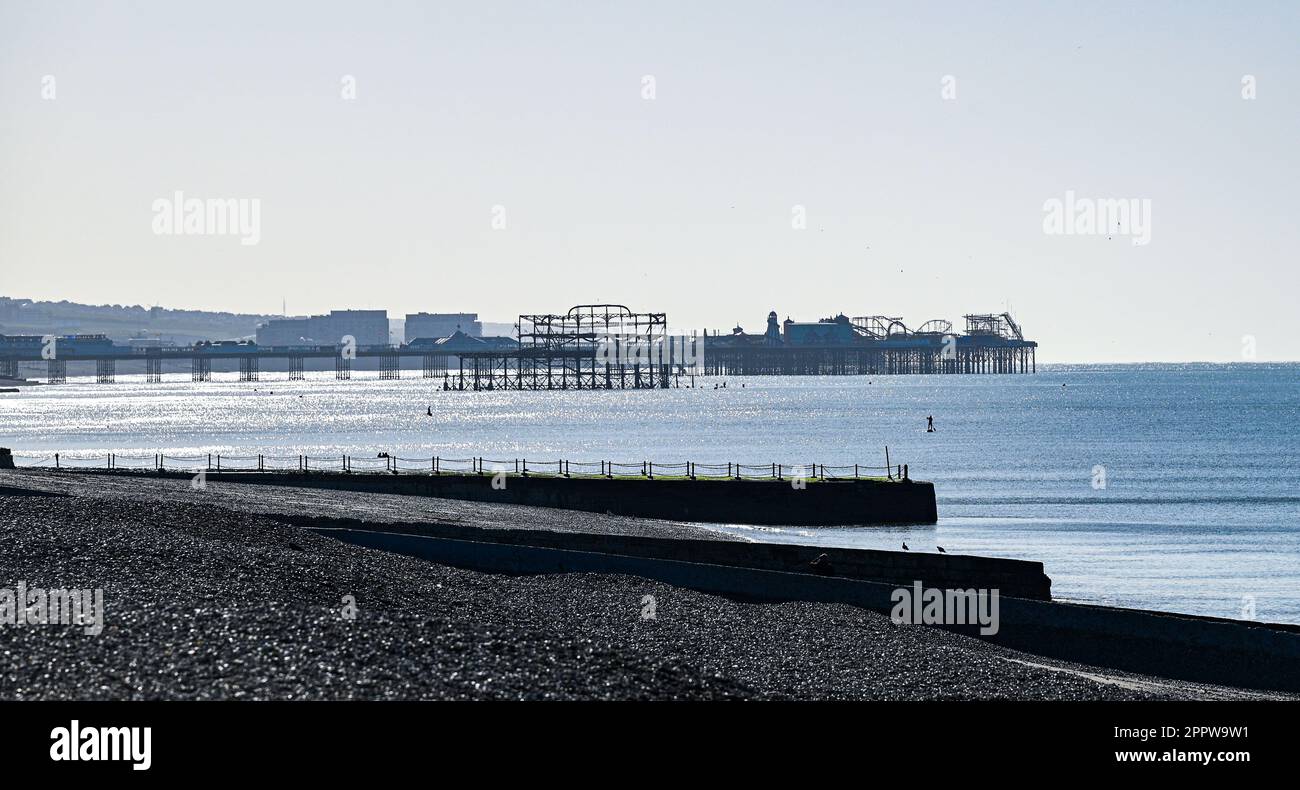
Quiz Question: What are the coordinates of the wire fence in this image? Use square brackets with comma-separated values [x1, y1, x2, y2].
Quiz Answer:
[7, 451, 913, 481]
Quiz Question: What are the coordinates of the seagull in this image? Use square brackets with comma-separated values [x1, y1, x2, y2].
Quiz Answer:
[902, 542, 909, 551]
[426, 405, 432, 417]
[937, 546, 947, 554]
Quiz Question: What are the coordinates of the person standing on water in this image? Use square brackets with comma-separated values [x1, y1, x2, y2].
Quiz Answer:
[926, 415, 935, 432]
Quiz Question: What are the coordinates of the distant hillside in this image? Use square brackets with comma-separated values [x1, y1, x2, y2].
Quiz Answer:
[0, 296, 278, 344]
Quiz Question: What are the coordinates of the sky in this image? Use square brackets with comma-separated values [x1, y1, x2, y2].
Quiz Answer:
[1, 0, 1297, 362]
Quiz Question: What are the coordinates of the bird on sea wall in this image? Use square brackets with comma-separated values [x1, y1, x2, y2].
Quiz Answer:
[809, 553, 835, 576]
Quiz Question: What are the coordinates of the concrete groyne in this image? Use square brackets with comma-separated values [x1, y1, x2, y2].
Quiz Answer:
[288, 513, 1049, 599]
[322, 524, 1300, 694]
[62, 468, 939, 526]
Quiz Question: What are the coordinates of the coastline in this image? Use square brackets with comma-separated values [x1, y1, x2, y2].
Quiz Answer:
[2, 469, 1293, 701]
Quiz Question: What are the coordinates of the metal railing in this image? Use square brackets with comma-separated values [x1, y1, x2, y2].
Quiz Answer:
[8, 451, 913, 481]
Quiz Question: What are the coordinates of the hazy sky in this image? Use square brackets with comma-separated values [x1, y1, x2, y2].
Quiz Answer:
[1, 1, 1297, 361]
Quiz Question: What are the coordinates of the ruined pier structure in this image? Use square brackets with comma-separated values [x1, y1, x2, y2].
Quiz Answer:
[0, 306, 1036, 387]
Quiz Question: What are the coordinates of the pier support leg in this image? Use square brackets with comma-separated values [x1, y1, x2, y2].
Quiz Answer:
[335, 356, 351, 380]
[380, 352, 400, 380]
[239, 356, 258, 382]
[146, 355, 163, 383]
[46, 358, 66, 384]
[191, 357, 211, 382]
[288, 355, 304, 380]
[96, 359, 115, 383]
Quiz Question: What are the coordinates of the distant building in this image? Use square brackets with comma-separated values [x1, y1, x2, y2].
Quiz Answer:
[764, 311, 782, 346]
[407, 331, 516, 352]
[257, 318, 312, 346]
[707, 311, 864, 349]
[405, 312, 482, 342]
[127, 336, 177, 350]
[256, 309, 389, 347]
[782, 314, 857, 346]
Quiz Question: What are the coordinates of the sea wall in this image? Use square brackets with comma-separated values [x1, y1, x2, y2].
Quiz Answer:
[324, 526, 1300, 694]
[157, 469, 939, 526]
[288, 513, 1050, 599]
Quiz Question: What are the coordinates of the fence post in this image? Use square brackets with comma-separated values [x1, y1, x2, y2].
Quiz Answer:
[854, 463, 858, 479]
[55, 453, 60, 470]
[522, 459, 527, 477]
[885, 446, 891, 480]
[648, 462, 653, 479]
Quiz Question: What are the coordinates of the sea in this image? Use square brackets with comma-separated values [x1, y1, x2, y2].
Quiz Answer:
[3, 363, 1298, 624]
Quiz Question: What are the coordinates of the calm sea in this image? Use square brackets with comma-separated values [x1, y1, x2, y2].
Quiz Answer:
[4, 363, 1298, 624]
